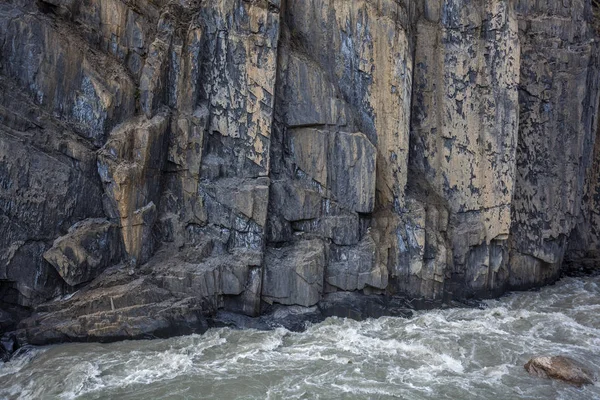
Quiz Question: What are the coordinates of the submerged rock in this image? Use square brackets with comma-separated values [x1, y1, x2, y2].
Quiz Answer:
[524, 356, 596, 386]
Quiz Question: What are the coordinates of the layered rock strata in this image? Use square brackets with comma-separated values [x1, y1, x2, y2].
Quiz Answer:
[1, 0, 600, 344]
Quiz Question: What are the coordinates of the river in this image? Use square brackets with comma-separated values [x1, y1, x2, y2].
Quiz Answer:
[1, 275, 600, 399]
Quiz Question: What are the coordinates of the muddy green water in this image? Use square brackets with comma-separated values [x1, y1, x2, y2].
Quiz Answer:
[2, 276, 600, 399]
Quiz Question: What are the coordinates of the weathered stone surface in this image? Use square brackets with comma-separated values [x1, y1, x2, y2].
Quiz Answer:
[409, 0, 519, 298]
[566, 115, 600, 272]
[16, 270, 209, 345]
[2, 0, 600, 348]
[279, 0, 416, 208]
[269, 180, 322, 223]
[510, 0, 600, 286]
[265, 0, 417, 312]
[151, 246, 261, 304]
[329, 131, 377, 213]
[0, 1, 136, 146]
[161, 107, 209, 239]
[292, 209, 361, 246]
[203, 178, 270, 228]
[262, 240, 326, 307]
[0, 0, 136, 312]
[0, 75, 104, 308]
[326, 234, 387, 292]
[43, 219, 123, 286]
[199, 0, 280, 173]
[525, 356, 596, 386]
[280, 52, 350, 128]
[286, 128, 329, 187]
[98, 112, 169, 265]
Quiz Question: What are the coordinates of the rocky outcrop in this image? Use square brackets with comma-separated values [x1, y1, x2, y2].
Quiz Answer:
[525, 356, 596, 386]
[2, 0, 600, 346]
[16, 266, 209, 345]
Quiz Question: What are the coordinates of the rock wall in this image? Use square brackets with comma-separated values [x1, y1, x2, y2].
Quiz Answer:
[409, 0, 520, 299]
[1, 0, 600, 343]
[511, 0, 600, 286]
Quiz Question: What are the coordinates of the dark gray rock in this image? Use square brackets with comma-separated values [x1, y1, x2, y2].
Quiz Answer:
[0, 75, 104, 308]
[0, 333, 17, 362]
[43, 219, 124, 286]
[270, 180, 322, 222]
[210, 306, 325, 333]
[318, 292, 413, 321]
[16, 268, 210, 345]
[328, 131, 376, 214]
[262, 239, 326, 307]
[326, 234, 387, 291]
[510, 0, 600, 285]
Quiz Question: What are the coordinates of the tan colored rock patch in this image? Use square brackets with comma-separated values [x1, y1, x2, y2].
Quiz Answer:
[524, 356, 596, 386]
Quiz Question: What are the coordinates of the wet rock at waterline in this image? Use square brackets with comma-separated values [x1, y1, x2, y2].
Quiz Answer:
[0, 333, 17, 362]
[1, 0, 600, 347]
[15, 267, 210, 346]
[524, 356, 596, 386]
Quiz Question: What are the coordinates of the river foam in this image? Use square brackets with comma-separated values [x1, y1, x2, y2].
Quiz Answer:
[2, 276, 600, 399]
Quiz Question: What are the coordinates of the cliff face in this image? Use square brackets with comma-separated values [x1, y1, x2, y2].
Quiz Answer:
[1, 0, 599, 343]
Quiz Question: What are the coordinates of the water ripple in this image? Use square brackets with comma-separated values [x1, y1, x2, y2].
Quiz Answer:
[2, 276, 600, 399]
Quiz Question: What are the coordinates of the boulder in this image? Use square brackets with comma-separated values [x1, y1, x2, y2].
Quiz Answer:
[524, 356, 596, 386]
[43, 219, 123, 286]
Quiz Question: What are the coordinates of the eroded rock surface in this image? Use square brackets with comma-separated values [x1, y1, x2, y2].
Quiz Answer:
[43, 219, 123, 286]
[2, 0, 600, 346]
[16, 267, 209, 345]
[263, 239, 327, 307]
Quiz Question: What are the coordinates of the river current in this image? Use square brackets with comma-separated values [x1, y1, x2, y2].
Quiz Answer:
[1, 275, 600, 400]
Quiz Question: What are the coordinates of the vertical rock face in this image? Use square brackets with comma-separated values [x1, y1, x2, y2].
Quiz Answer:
[266, 0, 418, 306]
[511, 0, 600, 286]
[98, 112, 169, 265]
[410, 0, 520, 299]
[408, 0, 600, 299]
[2, 0, 600, 343]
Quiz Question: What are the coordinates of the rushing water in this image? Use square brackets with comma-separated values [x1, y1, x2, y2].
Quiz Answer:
[2, 276, 600, 400]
